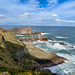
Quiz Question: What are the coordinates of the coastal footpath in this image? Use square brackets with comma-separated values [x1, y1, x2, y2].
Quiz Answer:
[0, 27, 67, 75]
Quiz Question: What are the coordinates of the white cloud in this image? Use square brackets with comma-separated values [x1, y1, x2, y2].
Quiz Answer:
[47, 0, 58, 8]
[56, 19, 75, 23]
[52, 14, 58, 16]
[47, 0, 57, 3]
[18, 13, 30, 20]
[18, 13, 29, 17]
[38, 7, 44, 10]
[37, 1, 40, 4]
[0, 0, 75, 26]
[0, 15, 5, 18]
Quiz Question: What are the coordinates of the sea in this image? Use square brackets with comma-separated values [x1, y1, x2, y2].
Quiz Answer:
[0, 25, 75, 75]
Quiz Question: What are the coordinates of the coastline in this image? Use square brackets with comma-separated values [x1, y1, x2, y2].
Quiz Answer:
[0, 27, 68, 75]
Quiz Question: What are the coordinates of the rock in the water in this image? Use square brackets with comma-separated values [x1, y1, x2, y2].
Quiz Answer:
[59, 43, 67, 46]
[52, 43, 67, 46]
[22, 35, 54, 42]
[38, 34, 54, 41]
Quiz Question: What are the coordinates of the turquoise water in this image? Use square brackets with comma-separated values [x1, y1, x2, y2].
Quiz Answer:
[0, 25, 75, 75]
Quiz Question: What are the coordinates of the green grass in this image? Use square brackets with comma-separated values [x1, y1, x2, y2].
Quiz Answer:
[0, 67, 57, 75]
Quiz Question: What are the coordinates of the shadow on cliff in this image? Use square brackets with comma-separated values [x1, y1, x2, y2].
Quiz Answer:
[5, 41, 67, 75]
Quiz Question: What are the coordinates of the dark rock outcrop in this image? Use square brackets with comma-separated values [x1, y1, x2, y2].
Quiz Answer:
[59, 43, 67, 46]
[22, 35, 54, 42]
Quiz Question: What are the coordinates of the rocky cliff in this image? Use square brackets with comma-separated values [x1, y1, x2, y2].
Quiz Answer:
[0, 27, 67, 75]
[9, 26, 35, 35]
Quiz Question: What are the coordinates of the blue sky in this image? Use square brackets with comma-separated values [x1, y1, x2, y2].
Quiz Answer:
[0, 0, 75, 26]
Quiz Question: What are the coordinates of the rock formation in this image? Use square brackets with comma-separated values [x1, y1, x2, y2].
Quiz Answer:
[9, 26, 35, 35]
[22, 34, 54, 42]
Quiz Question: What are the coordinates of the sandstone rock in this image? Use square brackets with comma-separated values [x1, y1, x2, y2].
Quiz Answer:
[9, 26, 35, 35]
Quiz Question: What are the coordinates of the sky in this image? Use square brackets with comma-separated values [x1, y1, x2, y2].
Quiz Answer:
[0, 0, 75, 26]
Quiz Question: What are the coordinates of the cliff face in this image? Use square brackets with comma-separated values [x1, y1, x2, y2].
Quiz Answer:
[21, 26, 35, 34]
[9, 26, 35, 35]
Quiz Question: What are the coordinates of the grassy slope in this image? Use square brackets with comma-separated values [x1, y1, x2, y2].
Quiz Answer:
[0, 28, 24, 54]
[0, 28, 23, 69]
[0, 34, 20, 69]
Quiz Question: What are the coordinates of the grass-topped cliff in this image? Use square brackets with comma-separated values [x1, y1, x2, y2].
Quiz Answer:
[0, 27, 67, 75]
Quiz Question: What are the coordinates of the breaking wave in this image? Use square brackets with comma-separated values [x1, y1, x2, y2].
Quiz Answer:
[56, 36, 68, 39]
[41, 32, 50, 35]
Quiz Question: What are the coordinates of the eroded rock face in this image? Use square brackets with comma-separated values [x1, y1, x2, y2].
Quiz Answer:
[9, 26, 35, 35]
[21, 26, 35, 34]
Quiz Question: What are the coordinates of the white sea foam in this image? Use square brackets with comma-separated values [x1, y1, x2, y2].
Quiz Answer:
[48, 39, 53, 41]
[53, 43, 66, 49]
[45, 53, 75, 75]
[56, 36, 68, 39]
[16, 35, 24, 36]
[33, 40, 75, 51]
[56, 53, 75, 75]
[41, 32, 50, 35]
[32, 40, 75, 75]
[48, 43, 66, 50]
[72, 46, 75, 48]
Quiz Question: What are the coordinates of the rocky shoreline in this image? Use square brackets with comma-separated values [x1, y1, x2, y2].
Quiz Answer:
[0, 27, 68, 75]
[9, 26, 68, 66]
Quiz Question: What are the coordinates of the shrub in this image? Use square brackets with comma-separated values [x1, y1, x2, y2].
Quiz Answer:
[0, 58, 3, 61]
